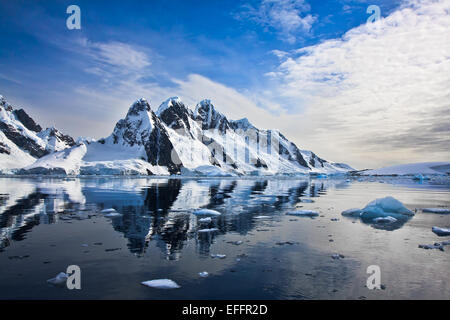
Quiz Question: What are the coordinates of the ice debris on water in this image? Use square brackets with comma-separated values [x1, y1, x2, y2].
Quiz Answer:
[432, 226, 450, 237]
[286, 210, 319, 217]
[141, 279, 180, 289]
[101, 208, 117, 213]
[104, 212, 122, 218]
[198, 228, 219, 233]
[47, 272, 68, 285]
[211, 254, 226, 259]
[331, 254, 345, 260]
[198, 271, 209, 278]
[422, 208, 450, 214]
[193, 209, 222, 216]
[198, 217, 212, 223]
[254, 216, 271, 219]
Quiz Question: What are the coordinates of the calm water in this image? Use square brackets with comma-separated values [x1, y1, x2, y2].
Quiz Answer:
[0, 176, 449, 300]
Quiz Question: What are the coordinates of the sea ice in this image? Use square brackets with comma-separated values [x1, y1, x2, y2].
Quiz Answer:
[47, 272, 68, 285]
[432, 226, 450, 236]
[193, 209, 222, 216]
[422, 208, 450, 214]
[286, 210, 319, 217]
[198, 217, 212, 223]
[141, 279, 181, 289]
[254, 216, 271, 219]
[198, 272, 209, 278]
[211, 254, 226, 259]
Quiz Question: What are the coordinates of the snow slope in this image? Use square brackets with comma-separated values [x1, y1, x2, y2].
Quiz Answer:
[361, 162, 450, 176]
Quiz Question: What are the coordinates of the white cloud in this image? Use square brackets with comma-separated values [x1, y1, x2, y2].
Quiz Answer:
[237, 0, 317, 43]
[264, 0, 450, 168]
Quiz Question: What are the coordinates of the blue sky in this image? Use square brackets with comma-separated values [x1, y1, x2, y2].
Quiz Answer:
[0, 0, 448, 168]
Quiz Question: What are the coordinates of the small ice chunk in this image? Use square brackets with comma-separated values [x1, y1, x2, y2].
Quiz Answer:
[101, 208, 117, 213]
[331, 254, 345, 260]
[199, 217, 212, 223]
[373, 216, 397, 224]
[198, 271, 209, 278]
[104, 212, 122, 218]
[254, 216, 271, 219]
[360, 196, 414, 218]
[141, 279, 180, 289]
[198, 228, 219, 233]
[432, 226, 450, 236]
[211, 254, 226, 259]
[193, 209, 222, 216]
[286, 210, 319, 217]
[341, 208, 362, 217]
[47, 272, 68, 285]
[423, 208, 450, 214]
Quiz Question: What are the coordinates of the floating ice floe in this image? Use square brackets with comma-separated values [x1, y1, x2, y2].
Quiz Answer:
[104, 212, 123, 218]
[141, 279, 181, 289]
[101, 208, 117, 213]
[198, 271, 209, 278]
[332, 254, 345, 260]
[341, 208, 362, 217]
[198, 228, 219, 233]
[286, 210, 319, 217]
[198, 217, 212, 223]
[254, 216, 271, 219]
[373, 216, 398, 224]
[432, 226, 450, 237]
[47, 272, 68, 285]
[422, 208, 450, 214]
[193, 209, 222, 216]
[211, 254, 226, 259]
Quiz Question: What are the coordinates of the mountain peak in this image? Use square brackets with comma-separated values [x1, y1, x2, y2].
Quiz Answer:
[127, 98, 151, 116]
[194, 99, 230, 132]
[156, 96, 182, 116]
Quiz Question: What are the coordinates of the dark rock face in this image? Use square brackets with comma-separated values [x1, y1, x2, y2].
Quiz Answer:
[146, 113, 182, 174]
[194, 100, 231, 133]
[158, 100, 193, 134]
[45, 128, 76, 147]
[309, 152, 326, 168]
[13, 109, 42, 133]
[0, 142, 10, 155]
[0, 122, 48, 158]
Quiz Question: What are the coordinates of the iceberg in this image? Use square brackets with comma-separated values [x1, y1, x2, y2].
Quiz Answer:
[360, 196, 414, 219]
[141, 279, 180, 289]
[432, 227, 450, 237]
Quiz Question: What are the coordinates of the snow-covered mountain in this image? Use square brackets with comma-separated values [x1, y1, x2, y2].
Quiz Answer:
[360, 162, 450, 176]
[0, 95, 75, 172]
[1, 94, 354, 176]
